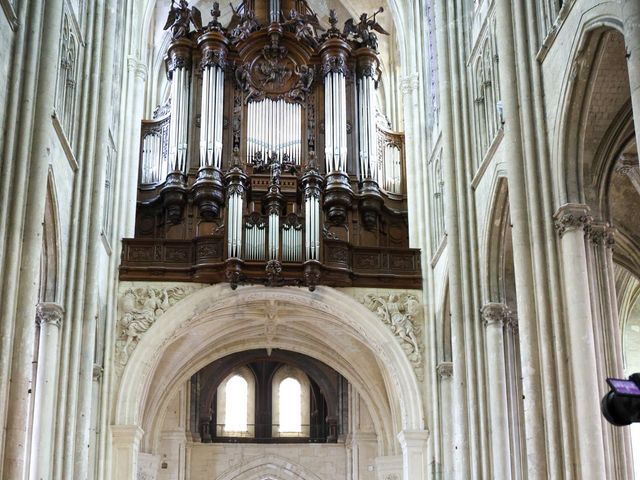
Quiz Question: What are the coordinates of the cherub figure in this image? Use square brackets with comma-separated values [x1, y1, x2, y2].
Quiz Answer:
[343, 7, 389, 51]
[163, 0, 203, 40]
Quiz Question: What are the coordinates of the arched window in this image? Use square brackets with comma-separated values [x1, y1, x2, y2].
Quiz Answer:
[224, 375, 248, 432]
[216, 368, 255, 437]
[278, 377, 302, 433]
[271, 366, 310, 437]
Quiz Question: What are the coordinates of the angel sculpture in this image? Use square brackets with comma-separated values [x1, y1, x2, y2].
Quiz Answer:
[230, 4, 259, 43]
[343, 7, 389, 51]
[282, 9, 324, 49]
[163, 0, 203, 40]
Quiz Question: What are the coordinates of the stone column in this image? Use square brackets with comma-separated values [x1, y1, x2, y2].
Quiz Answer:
[397, 430, 429, 480]
[585, 222, 633, 479]
[553, 203, 606, 479]
[623, 0, 640, 151]
[436, 362, 453, 480]
[110, 425, 144, 480]
[481, 303, 512, 480]
[28, 303, 64, 480]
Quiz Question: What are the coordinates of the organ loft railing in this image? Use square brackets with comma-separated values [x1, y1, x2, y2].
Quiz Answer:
[120, 0, 421, 290]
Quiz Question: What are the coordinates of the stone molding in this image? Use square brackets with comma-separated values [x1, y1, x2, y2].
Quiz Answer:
[361, 292, 423, 380]
[553, 203, 592, 238]
[480, 302, 511, 327]
[436, 361, 453, 379]
[36, 302, 64, 328]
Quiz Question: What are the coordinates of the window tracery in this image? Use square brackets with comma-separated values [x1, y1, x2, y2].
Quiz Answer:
[56, 11, 81, 147]
[470, 19, 501, 169]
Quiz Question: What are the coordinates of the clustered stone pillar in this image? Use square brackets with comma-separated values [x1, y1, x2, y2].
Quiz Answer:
[553, 203, 606, 479]
[481, 303, 513, 480]
[585, 221, 634, 478]
[436, 362, 453, 479]
[29, 303, 64, 480]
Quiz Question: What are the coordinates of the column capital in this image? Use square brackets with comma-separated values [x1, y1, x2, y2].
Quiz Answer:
[481, 302, 510, 327]
[110, 424, 144, 444]
[126, 56, 147, 81]
[553, 203, 592, 238]
[615, 153, 639, 176]
[36, 302, 64, 327]
[586, 221, 616, 249]
[397, 429, 430, 449]
[436, 362, 453, 379]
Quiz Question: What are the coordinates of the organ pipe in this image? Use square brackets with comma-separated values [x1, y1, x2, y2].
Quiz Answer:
[168, 64, 190, 174]
[246, 99, 302, 165]
[357, 75, 377, 181]
[200, 65, 225, 168]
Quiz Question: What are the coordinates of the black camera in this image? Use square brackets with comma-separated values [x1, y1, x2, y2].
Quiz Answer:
[601, 373, 640, 426]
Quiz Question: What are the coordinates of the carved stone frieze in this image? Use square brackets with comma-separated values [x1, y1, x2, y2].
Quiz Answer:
[553, 203, 592, 238]
[115, 286, 195, 374]
[361, 292, 423, 379]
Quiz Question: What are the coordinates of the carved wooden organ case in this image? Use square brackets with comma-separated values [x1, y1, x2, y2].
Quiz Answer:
[120, 0, 421, 290]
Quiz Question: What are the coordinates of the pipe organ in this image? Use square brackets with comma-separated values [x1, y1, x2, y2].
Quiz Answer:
[121, 0, 420, 290]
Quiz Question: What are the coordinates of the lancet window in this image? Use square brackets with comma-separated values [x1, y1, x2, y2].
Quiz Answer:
[56, 11, 81, 146]
[470, 19, 501, 168]
[121, 0, 421, 291]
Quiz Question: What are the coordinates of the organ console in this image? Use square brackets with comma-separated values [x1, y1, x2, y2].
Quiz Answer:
[120, 0, 421, 290]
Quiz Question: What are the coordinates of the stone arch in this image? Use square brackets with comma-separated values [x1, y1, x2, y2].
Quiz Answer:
[40, 170, 60, 303]
[215, 454, 324, 480]
[482, 175, 513, 306]
[551, 10, 626, 205]
[113, 285, 424, 457]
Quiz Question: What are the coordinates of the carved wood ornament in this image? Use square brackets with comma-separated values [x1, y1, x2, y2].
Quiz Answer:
[122, 0, 419, 290]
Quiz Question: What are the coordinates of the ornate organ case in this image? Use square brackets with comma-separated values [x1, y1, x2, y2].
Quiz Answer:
[120, 0, 421, 290]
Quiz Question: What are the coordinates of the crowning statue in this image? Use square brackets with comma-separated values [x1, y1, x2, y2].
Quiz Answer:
[282, 8, 324, 49]
[343, 7, 389, 51]
[163, 0, 203, 39]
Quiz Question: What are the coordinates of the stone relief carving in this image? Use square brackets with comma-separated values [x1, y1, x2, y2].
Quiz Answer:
[115, 286, 194, 374]
[361, 292, 423, 379]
